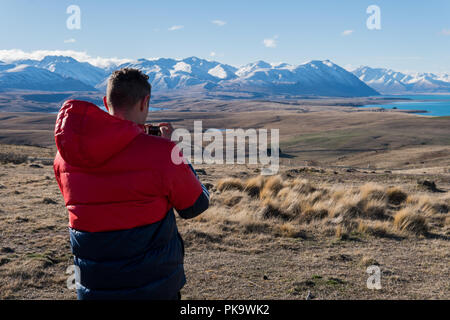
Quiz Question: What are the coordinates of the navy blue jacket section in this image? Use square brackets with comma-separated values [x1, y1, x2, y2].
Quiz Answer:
[69, 208, 185, 300]
[69, 162, 209, 300]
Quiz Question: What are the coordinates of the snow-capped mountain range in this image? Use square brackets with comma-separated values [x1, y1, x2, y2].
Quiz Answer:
[1, 55, 449, 97]
[0, 61, 95, 92]
[352, 66, 450, 94]
[13, 56, 108, 87]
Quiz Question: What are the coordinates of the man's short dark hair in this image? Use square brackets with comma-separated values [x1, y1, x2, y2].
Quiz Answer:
[107, 68, 151, 110]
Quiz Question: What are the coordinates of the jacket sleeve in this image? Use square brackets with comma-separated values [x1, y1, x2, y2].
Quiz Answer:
[163, 141, 209, 219]
[53, 153, 64, 196]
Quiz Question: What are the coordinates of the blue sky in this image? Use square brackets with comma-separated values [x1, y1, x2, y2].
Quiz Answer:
[0, 0, 449, 73]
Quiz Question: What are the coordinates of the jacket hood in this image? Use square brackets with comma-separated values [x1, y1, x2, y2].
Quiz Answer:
[55, 100, 145, 167]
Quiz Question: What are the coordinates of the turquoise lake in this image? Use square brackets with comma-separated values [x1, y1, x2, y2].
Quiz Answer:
[361, 95, 450, 116]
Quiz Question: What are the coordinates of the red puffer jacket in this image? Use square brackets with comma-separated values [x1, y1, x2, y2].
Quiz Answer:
[53, 99, 203, 232]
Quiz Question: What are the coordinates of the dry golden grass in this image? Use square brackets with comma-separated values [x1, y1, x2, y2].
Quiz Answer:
[393, 208, 428, 235]
[357, 220, 394, 238]
[274, 222, 305, 238]
[360, 183, 386, 202]
[386, 187, 408, 205]
[243, 175, 265, 198]
[359, 256, 379, 267]
[290, 178, 316, 195]
[260, 175, 284, 200]
[298, 202, 328, 223]
[406, 194, 449, 216]
[361, 199, 387, 220]
[216, 178, 244, 192]
[210, 174, 443, 241]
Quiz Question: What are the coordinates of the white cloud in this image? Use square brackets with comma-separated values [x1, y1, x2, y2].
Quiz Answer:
[212, 20, 226, 26]
[209, 51, 224, 59]
[441, 29, 450, 36]
[263, 36, 278, 48]
[168, 25, 184, 31]
[0, 49, 131, 68]
[341, 30, 354, 36]
[64, 38, 76, 43]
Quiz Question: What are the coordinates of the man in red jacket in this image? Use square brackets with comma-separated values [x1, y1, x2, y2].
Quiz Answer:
[53, 68, 209, 300]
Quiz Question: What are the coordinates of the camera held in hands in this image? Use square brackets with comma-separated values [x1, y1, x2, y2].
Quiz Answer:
[145, 124, 161, 136]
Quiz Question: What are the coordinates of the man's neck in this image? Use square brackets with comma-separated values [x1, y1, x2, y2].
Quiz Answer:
[110, 111, 138, 124]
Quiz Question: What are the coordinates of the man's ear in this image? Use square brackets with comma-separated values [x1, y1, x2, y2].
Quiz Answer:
[140, 94, 150, 111]
[103, 96, 109, 112]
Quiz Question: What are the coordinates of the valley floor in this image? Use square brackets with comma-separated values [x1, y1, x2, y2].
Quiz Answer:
[0, 100, 449, 299]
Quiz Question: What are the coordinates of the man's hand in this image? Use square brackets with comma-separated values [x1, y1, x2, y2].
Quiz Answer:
[159, 122, 174, 140]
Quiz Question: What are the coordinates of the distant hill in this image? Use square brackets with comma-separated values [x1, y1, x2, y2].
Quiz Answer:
[2, 55, 378, 98]
[353, 66, 450, 94]
[222, 60, 378, 97]
[0, 63, 95, 92]
[14, 56, 107, 87]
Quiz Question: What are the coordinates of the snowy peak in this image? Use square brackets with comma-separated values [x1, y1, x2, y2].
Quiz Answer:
[112, 57, 238, 90]
[229, 58, 377, 97]
[0, 64, 95, 91]
[353, 66, 450, 94]
[0, 61, 16, 72]
[14, 55, 107, 86]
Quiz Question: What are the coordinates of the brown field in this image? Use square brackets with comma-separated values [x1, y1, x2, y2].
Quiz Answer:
[0, 98, 449, 299]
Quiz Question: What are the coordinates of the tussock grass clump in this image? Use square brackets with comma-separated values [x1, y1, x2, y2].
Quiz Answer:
[444, 217, 450, 234]
[280, 193, 303, 218]
[431, 203, 449, 214]
[334, 224, 355, 240]
[244, 175, 266, 198]
[257, 199, 290, 221]
[361, 199, 387, 220]
[358, 220, 393, 238]
[405, 195, 418, 206]
[0, 152, 28, 164]
[406, 195, 449, 215]
[275, 222, 305, 238]
[290, 178, 316, 194]
[386, 187, 408, 205]
[416, 196, 440, 216]
[243, 221, 271, 234]
[329, 195, 363, 219]
[260, 175, 284, 200]
[217, 178, 244, 192]
[359, 256, 379, 267]
[183, 229, 223, 245]
[360, 183, 386, 201]
[444, 195, 450, 205]
[223, 195, 242, 207]
[304, 189, 329, 205]
[330, 187, 346, 201]
[445, 216, 450, 228]
[277, 187, 291, 200]
[393, 208, 428, 235]
[299, 202, 328, 223]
